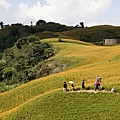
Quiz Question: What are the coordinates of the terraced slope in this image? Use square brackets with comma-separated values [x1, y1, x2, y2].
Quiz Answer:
[0, 38, 120, 119]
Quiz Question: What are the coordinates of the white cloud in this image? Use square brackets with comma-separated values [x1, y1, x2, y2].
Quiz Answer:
[13, 0, 112, 26]
[13, 3, 29, 22]
[0, 0, 12, 10]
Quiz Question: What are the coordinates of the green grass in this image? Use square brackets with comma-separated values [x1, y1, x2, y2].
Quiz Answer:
[0, 38, 120, 119]
[3, 91, 120, 120]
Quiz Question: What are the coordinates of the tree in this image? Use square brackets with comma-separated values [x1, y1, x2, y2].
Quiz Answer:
[80, 22, 84, 28]
[0, 21, 4, 28]
[36, 19, 46, 26]
[31, 21, 33, 26]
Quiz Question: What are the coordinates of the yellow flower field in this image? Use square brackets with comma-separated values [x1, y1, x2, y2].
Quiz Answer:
[0, 38, 120, 119]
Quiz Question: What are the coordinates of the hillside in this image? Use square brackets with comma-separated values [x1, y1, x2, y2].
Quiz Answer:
[0, 22, 73, 52]
[0, 39, 120, 120]
[58, 25, 120, 45]
[1, 22, 120, 53]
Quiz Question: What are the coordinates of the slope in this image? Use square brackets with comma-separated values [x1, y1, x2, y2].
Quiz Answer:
[2, 91, 120, 120]
[0, 38, 120, 119]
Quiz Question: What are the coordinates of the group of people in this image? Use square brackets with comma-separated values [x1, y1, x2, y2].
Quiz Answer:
[63, 81, 75, 92]
[63, 76, 103, 92]
[63, 76, 116, 92]
[63, 79, 86, 92]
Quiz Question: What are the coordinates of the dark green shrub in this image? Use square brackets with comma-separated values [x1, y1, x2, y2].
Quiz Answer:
[16, 35, 40, 49]
[28, 35, 40, 42]
[2, 67, 16, 80]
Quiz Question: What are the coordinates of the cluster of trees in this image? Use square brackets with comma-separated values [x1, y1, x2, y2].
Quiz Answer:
[0, 25, 28, 52]
[0, 20, 73, 52]
[0, 35, 56, 92]
[0, 20, 74, 92]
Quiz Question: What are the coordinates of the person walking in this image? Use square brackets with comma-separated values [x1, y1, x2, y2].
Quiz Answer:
[82, 79, 86, 89]
[71, 83, 75, 91]
[95, 76, 102, 91]
[69, 81, 75, 91]
[95, 80, 100, 91]
[63, 82, 67, 92]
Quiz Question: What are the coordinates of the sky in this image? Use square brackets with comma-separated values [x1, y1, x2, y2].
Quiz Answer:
[0, 0, 120, 27]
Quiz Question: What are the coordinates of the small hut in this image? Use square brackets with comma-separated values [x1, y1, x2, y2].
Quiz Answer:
[104, 39, 120, 45]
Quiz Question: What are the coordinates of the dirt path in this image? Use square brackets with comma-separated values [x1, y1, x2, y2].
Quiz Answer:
[69, 89, 116, 93]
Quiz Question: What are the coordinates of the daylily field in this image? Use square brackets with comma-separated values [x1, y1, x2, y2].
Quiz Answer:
[0, 38, 120, 120]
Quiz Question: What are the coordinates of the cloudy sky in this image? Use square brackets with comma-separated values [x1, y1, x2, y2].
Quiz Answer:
[0, 0, 120, 27]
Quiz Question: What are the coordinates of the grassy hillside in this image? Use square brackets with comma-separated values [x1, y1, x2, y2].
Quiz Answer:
[0, 38, 120, 119]
[1, 23, 120, 53]
[2, 92, 120, 120]
[58, 25, 120, 45]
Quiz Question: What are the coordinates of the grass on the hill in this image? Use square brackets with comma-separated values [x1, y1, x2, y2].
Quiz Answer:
[2, 91, 120, 120]
[0, 38, 120, 119]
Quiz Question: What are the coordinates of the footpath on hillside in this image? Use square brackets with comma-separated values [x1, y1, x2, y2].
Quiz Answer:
[68, 89, 119, 94]
[70, 89, 109, 93]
